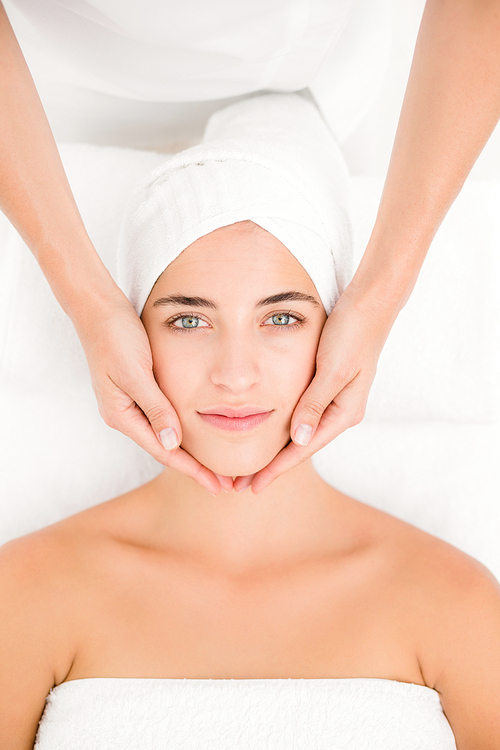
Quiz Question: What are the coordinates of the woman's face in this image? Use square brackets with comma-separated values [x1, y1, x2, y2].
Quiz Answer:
[141, 221, 327, 477]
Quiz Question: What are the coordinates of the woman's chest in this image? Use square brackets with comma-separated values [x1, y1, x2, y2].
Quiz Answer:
[61, 546, 424, 685]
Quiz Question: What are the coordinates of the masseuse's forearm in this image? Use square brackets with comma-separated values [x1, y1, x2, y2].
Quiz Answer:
[0, 2, 120, 322]
[352, 0, 500, 313]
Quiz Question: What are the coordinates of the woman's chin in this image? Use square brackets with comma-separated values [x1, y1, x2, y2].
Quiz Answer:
[192, 454, 270, 479]
[181, 437, 287, 479]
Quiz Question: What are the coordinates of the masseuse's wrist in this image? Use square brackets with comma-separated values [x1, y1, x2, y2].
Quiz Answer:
[36, 233, 126, 324]
[349, 226, 433, 320]
[66, 270, 133, 346]
[70, 276, 132, 333]
[347, 260, 411, 321]
[339, 251, 422, 352]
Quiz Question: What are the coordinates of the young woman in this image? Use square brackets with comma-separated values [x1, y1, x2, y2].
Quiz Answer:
[1, 94, 499, 749]
[1, 220, 499, 749]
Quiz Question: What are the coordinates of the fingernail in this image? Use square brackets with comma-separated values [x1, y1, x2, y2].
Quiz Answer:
[159, 427, 178, 450]
[215, 473, 230, 492]
[294, 423, 312, 446]
[237, 485, 250, 493]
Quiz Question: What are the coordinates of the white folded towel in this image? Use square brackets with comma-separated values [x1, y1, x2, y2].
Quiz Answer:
[117, 93, 353, 316]
[34, 678, 456, 749]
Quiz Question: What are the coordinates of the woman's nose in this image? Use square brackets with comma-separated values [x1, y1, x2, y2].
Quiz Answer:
[209, 337, 261, 394]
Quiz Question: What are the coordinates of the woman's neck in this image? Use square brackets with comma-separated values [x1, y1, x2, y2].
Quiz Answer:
[141, 460, 344, 578]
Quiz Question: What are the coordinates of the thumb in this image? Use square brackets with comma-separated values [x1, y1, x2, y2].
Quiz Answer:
[131, 377, 183, 451]
[290, 372, 339, 447]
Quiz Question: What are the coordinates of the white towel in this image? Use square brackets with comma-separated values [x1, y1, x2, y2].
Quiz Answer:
[117, 93, 353, 316]
[33, 678, 456, 750]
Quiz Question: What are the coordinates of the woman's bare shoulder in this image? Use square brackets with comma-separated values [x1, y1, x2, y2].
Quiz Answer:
[0, 525, 89, 747]
[364, 500, 498, 605]
[368, 505, 500, 687]
[378, 506, 498, 595]
[0, 494, 135, 635]
[0, 510, 104, 628]
[343, 491, 494, 583]
[2, 483, 150, 555]
[0, 505, 110, 574]
[342, 492, 499, 629]
[0, 496, 131, 687]
[391, 522, 500, 745]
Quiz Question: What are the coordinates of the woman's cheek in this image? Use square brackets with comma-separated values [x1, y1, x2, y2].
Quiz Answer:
[282, 338, 318, 403]
[151, 339, 196, 406]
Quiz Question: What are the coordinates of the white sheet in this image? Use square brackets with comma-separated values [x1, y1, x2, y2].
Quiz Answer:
[0, 142, 498, 580]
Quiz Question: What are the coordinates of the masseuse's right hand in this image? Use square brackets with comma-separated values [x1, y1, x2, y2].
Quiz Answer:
[0, 1, 229, 495]
[75, 289, 229, 495]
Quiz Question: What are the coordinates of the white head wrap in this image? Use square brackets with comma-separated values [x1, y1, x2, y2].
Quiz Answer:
[117, 93, 352, 316]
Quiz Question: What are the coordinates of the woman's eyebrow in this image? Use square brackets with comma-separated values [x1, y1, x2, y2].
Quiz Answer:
[152, 291, 320, 309]
[256, 291, 320, 307]
[153, 295, 216, 309]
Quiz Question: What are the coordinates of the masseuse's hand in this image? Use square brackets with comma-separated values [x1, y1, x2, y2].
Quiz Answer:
[0, 5, 231, 496]
[234, 283, 398, 494]
[76, 290, 231, 495]
[236, 0, 500, 494]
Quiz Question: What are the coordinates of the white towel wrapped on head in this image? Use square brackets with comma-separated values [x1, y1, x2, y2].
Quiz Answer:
[117, 93, 353, 316]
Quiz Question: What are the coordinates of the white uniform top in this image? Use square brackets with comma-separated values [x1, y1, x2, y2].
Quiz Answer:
[33, 677, 457, 749]
[5, 0, 353, 100]
[4, 0, 391, 146]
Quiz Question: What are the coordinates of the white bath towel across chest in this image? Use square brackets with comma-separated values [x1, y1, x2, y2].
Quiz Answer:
[33, 678, 456, 749]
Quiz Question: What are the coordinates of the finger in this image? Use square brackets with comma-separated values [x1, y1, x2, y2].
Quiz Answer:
[99, 393, 174, 463]
[101, 397, 222, 495]
[233, 474, 256, 493]
[215, 474, 234, 492]
[290, 368, 348, 446]
[252, 395, 366, 495]
[124, 373, 183, 450]
[166, 446, 223, 496]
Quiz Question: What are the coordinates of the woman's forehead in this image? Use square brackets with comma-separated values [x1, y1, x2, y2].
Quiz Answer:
[160, 223, 315, 289]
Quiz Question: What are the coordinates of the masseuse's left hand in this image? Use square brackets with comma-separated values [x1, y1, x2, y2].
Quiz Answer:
[235, 0, 500, 494]
[233, 280, 399, 494]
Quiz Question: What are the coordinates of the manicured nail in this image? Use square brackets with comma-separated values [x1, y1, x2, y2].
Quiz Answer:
[159, 427, 178, 450]
[294, 423, 312, 446]
[215, 474, 230, 492]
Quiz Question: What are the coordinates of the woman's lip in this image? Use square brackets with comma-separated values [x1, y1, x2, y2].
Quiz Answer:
[199, 406, 270, 418]
[198, 411, 272, 432]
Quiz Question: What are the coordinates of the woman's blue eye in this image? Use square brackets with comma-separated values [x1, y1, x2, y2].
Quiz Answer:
[266, 313, 298, 326]
[272, 314, 291, 325]
[172, 316, 207, 329]
[262, 312, 304, 328]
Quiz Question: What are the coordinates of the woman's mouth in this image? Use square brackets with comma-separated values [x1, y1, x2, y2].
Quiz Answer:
[197, 408, 272, 431]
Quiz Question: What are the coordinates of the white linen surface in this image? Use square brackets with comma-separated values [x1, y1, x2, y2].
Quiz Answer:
[0, 143, 499, 579]
[33, 677, 457, 750]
